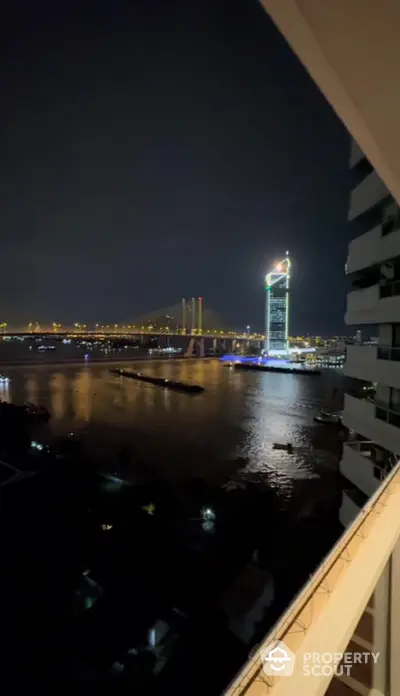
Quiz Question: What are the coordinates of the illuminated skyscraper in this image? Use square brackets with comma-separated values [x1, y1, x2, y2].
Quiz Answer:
[264, 252, 290, 354]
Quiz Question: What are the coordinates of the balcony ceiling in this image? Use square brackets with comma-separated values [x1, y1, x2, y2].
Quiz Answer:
[261, 0, 400, 205]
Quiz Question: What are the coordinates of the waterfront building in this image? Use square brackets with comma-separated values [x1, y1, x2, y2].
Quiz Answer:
[264, 252, 290, 354]
[340, 142, 400, 527]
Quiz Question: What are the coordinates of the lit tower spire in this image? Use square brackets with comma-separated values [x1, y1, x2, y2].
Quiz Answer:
[264, 251, 291, 355]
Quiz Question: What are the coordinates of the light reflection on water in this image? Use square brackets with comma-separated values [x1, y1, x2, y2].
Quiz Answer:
[239, 372, 321, 484]
[3, 360, 344, 495]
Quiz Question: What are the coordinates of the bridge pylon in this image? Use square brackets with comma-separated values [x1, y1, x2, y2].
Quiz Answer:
[180, 297, 204, 335]
[184, 336, 204, 358]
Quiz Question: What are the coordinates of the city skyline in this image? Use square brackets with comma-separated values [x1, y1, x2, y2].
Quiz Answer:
[2, 0, 349, 334]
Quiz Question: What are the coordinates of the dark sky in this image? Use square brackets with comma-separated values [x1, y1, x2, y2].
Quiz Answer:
[1, 0, 350, 333]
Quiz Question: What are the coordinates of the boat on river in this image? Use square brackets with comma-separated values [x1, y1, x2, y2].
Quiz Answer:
[233, 362, 320, 376]
[314, 388, 342, 424]
[272, 443, 311, 454]
[313, 411, 342, 425]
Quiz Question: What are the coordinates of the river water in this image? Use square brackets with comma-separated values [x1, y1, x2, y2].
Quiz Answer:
[1, 357, 345, 508]
[2, 355, 347, 691]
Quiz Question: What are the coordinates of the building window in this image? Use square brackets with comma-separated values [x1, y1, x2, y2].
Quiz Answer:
[382, 200, 400, 237]
[379, 259, 400, 298]
[380, 281, 400, 299]
[377, 346, 391, 360]
[390, 388, 400, 413]
[373, 465, 384, 481]
[376, 406, 387, 422]
[393, 324, 400, 347]
[390, 411, 400, 428]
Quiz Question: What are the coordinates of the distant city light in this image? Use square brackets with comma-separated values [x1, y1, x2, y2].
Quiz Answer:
[201, 506, 216, 522]
[31, 441, 44, 451]
[142, 502, 156, 515]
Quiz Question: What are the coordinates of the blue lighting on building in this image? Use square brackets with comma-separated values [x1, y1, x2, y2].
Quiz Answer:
[219, 354, 319, 373]
[220, 355, 291, 367]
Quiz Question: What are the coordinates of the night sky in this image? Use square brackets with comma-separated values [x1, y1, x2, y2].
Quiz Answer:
[2, 0, 350, 334]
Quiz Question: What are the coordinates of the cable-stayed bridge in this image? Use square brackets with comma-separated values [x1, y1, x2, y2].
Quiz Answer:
[2, 299, 265, 340]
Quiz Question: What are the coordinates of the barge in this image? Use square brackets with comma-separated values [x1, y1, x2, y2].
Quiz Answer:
[232, 363, 320, 376]
[110, 368, 205, 393]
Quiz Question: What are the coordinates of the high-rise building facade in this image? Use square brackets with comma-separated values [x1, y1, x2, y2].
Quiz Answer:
[264, 252, 290, 354]
[340, 140, 400, 527]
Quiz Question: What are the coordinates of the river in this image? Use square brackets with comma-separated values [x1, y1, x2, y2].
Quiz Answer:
[1, 357, 345, 520]
[2, 355, 347, 693]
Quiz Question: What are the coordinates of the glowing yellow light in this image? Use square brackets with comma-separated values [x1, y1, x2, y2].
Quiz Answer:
[142, 502, 156, 515]
[275, 263, 283, 272]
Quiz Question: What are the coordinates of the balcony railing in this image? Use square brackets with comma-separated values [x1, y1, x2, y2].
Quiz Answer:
[346, 284, 379, 321]
[377, 345, 400, 361]
[344, 440, 397, 480]
[224, 461, 400, 696]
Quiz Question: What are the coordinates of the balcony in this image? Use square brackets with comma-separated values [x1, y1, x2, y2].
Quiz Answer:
[346, 282, 400, 325]
[343, 394, 400, 454]
[349, 170, 388, 221]
[345, 344, 400, 389]
[340, 441, 390, 498]
[345, 284, 379, 324]
[344, 344, 376, 381]
[346, 223, 400, 274]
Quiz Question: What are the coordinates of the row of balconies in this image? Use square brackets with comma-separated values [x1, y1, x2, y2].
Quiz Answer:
[339, 404, 399, 526]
